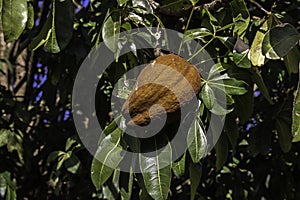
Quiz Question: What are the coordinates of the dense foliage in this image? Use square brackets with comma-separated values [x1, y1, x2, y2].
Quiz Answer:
[0, 0, 299, 199]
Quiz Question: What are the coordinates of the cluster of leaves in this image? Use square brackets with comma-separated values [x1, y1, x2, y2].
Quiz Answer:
[0, 0, 299, 199]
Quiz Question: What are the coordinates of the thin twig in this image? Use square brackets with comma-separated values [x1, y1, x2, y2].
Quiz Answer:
[248, 0, 271, 15]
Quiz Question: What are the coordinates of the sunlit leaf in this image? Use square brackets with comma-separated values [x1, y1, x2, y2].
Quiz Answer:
[233, 50, 251, 69]
[102, 15, 121, 53]
[292, 72, 300, 142]
[28, 16, 52, 51]
[140, 137, 172, 200]
[91, 127, 123, 190]
[187, 118, 207, 163]
[183, 28, 212, 43]
[250, 19, 268, 66]
[172, 153, 186, 177]
[44, 2, 60, 53]
[230, 0, 250, 38]
[132, 0, 153, 14]
[26, 2, 34, 30]
[199, 84, 215, 110]
[262, 23, 300, 59]
[64, 154, 81, 174]
[2, 0, 28, 42]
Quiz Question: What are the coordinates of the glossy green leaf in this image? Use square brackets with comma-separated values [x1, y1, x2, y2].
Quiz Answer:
[2, 0, 28, 42]
[102, 15, 121, 53]
[189, 162, 202, 200]
[230, 0, 250, 38]
[137, 173, 154, 200]
[54, 0, 74, 50]
[250, 20, 268, 66]
[215, 133, 228, 171]
[262, 23, 300, 59]
[26, 2, 34, 30]
[284, 46, 300, 75]
[233, 50, 251, 68]
[172, 153, 186, 177]
[275, 118, 292, 153]
[91, 127, 123, 190]
[140, 138, 172, 200]
[292, 72, 300, 142]
[132, 0, 153, 14]
[187, 118, 207, 163]
[199, 84, 215, 110]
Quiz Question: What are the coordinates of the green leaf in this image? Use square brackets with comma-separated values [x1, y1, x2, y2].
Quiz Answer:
[275, 119, 292, 152]
[189, 0, 198, 6]
[292, 73, 300, 142]
[189, 162, 202, 200]
[209, 78, 248, 95]
[102, 15, 121, 53]
[91, 127, 123, 190]
[199, 84, 215, 110]
[187, 118, 207, 163]
[262, 23, 300, 59]
[47, 150, 65, 163]
[2, 0, 28, 41]
[140, 137, 172, 200]
[250, 20, 268, 66]
[284, 46, 300, 75]
[64, 154, 81, 174]
[215, 133, 228, 171]
[54, 0, 74, 50]
[132, 0, 153, 14]
[172, 153, 186, 177]
[117, 0, 129, 6]
[28, 15, 52, 51]
[26, 2, 34, 30]
[44, 1, 60, 53]
[183, 28, 212, 43]
[233, 50, 251, 68]
[230, 0, 250, 38]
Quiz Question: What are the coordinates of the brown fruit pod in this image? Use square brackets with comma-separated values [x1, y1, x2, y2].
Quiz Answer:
[121, 54, 201, 128]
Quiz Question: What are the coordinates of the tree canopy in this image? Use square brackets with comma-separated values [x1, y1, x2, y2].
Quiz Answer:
[0, 0, 299, 199]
